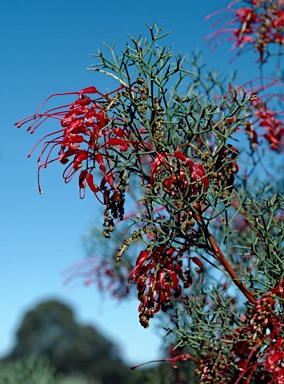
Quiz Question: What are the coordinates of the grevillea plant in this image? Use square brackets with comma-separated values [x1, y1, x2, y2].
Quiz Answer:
[16, 4, 284, 382]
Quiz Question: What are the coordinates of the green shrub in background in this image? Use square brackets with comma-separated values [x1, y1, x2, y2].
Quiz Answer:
[0, 356, 55, 384]
[0, 356, 97, 384]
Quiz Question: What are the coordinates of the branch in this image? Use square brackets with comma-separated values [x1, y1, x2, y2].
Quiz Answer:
[194, 212, 257, 305]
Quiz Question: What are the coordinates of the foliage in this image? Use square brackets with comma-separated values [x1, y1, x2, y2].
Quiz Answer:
[57, 376, 94, 384]
[0, 356, 113, 384]
[0, 356, 55, 384]
[16, 0, 284, 382]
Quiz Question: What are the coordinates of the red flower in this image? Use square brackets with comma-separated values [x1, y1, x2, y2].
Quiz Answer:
[150, 151, 209, 200]
[15, 86, 131, 197]
[129, 246, 203, 327]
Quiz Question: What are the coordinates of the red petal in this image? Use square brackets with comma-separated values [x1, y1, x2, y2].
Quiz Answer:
[113, 127, 128, 138]
[151, 154, 166, 184]
[73, 150, 88, 170]
[86, 173, 100, 194]
[59, 147, 78, 164]
[95, 154, 107, 174]
[107, 138, 129, 151]
[192, 256, 203, 274]
[97, 111, 105, 127]
[174, 151, 186, 161]
[79, 169, 88, 187]
[136, 250, 151, 267]
[79, 86, 98, 96]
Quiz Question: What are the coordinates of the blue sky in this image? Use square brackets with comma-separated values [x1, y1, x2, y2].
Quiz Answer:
[1, 0, 273, 367]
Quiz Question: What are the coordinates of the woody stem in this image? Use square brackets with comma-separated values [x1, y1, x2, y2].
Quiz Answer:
[194, 212, 257, 305]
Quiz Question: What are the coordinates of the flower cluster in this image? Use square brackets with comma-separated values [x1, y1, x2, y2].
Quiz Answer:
[15, 86, 131, 199]
[228, 79, 284, 152]
[15, 86, 138, 237]
[232, 287, 284, 382]
[151, 150, 209, 196]
[249, 93, 284, 151]
[205, 0, 284, 62]
[128, 246, 203, 328]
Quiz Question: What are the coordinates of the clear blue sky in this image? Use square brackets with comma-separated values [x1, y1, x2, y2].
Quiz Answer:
[1, 0, 270, 367]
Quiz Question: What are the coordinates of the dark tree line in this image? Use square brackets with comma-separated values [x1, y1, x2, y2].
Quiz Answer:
[1, 299, 187, 384]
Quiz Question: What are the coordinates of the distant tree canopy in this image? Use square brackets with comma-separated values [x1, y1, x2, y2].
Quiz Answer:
[3, 299, 138, 384]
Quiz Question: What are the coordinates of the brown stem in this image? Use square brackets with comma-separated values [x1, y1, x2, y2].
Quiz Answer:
[194, 212, 257, 305]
